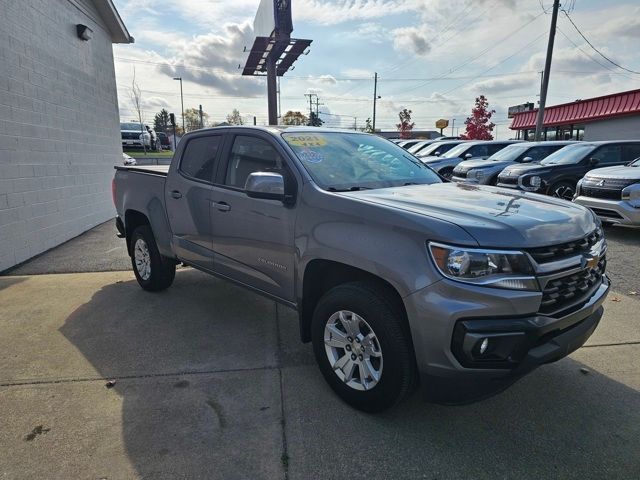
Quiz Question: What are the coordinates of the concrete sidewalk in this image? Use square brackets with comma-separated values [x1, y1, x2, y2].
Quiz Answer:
[1, 269, 639, 479]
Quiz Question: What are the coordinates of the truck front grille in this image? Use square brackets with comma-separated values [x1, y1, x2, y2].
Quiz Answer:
[121, 132, 140, 140]
[527, 228, 603, 264]
[498, 175, 518, 185]
[539, 256, 606, 316]
[580, 186, 622, 200]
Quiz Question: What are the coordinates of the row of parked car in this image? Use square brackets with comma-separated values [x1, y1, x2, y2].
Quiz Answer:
[120, 122, 171, 151]
[393, 137, 640, 226]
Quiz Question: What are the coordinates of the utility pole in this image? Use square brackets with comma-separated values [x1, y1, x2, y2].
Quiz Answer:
[304, 93, 318, 125]
[198, 104, 203, 129]
[534, 0, 560, 141]
[372, 72, 379, 132]
[451, 119, 455, 137]
[173, 77, 185, 133]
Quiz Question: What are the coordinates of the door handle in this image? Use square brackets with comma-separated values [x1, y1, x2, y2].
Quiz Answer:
[213, 201, 231, 212]
[170, 190, 182, 199]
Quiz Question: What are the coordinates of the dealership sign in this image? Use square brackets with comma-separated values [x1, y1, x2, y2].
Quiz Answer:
[435, 119, 449, 130]
[508, 102, 534, 118]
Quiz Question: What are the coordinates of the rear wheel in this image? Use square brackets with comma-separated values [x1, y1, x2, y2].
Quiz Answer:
[549, 181, 575, 200]
[311, 282, 415, 412]
[130, 225, 175, 291]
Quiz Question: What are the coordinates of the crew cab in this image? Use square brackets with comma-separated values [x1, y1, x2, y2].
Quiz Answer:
[574, 156, 640, 225]
[451, 141, 578, 185]
[420, 140, 522, 179]
[497, 141, 640, 199]
[113, 126, 609, 412]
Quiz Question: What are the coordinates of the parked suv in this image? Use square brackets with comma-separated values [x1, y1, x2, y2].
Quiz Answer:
[420, 140, 522, 179]
[452, 141, 578, 185]
[574, 156, 640, 225]
[416, 140, 466, 159]
[121, 122, 152, 149]
[497, 141, 640, 199]
[113, 127, 610, 412]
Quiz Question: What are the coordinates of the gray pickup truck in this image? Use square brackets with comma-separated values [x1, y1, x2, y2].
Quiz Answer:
[113, 126, 609, 412]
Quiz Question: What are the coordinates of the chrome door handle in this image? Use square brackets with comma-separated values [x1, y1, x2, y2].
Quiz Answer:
[212, 201, 231, 212]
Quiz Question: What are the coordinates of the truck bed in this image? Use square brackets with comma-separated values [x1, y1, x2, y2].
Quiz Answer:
[114, 165, 169, 176]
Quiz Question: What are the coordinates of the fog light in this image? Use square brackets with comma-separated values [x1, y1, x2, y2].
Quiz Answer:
[479, 338, 489, 354]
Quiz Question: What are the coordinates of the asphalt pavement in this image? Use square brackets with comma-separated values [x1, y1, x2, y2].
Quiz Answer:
[1, 220, 639, 479]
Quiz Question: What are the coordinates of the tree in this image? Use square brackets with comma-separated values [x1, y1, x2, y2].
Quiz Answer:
[396, 108, 415, 139]
[362, 117, 374, 133]
[129, 69, 147, 154]
[460, 95, 495, 140]
[153, 108, 170, 133]
[184, 107, 208, 132]
[282, 110, 308, 125]
[308, 111, 323, 127]
[226, 109, 244, 125]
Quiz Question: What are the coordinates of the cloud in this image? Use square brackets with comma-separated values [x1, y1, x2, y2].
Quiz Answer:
[392, 26, 431, 57]
[468, 75, 536, 94]
[598, 8, 640, 39]
[157, 23, 265, 97]
[307, 75, 338, 85]
[294, 0, 417, 25]
[524, 47, 615, 85]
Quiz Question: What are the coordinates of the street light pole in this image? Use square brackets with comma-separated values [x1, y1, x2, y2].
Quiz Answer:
[372, 72, 378, 132]
[173, 77, 185, 133]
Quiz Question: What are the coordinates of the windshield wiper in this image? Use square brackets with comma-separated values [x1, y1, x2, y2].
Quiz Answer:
[328, 186, 371, 192]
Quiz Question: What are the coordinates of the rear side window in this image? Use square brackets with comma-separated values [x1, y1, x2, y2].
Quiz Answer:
[468, 145, 489, 157]
[180, 135, 222, 182]
[225, 135, 282, 189]
[622, 144, 640, 162]
[487, 144, 510, 156]
[525, 145, 560, 162]
[591, 145, 622, 165]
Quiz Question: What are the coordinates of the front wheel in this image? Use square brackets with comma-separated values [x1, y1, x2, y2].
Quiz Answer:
[439, 167, 454, 180]
[311, 282, 416, 412]
[130, 225, 176, 291]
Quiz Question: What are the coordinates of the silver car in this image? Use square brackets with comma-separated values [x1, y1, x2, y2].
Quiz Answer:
[452, 141, 578, 185]
[574, 157, 640, 225]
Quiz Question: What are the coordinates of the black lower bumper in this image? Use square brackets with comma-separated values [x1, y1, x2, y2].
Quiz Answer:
[423, 279, 608, 404]
[115, 216, 125, 238]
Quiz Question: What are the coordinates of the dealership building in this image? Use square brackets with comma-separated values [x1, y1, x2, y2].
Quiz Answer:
[0, 0, 132, 272]
[510, 88, 640, 141]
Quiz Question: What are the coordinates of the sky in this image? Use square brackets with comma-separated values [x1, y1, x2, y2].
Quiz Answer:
[112, 0, 640, 135]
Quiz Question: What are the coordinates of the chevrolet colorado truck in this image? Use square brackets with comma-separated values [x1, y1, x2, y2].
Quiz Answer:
[113, 126, 609, 412]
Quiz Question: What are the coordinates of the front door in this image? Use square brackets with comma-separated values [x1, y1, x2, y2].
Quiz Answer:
[210, 133, 297, 302]
[164, 133, 224, 270]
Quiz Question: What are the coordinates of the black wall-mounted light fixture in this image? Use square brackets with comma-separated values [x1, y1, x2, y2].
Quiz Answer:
[76, 24, 93, 41]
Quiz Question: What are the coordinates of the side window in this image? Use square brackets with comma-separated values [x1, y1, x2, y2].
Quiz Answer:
[487, 144, 506, 156]
[180, 135, 222, 182]
[622, 144, 640, 163]
[525, 146, 556, 162]
[591, 145, 622, 165]
[468, 145, 489, 157]
[225, 135, 283, 189]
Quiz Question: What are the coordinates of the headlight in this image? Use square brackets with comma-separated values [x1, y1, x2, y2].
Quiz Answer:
[529, 176, 541, 188]
[575, 178, 584, 198]
[428, 242, 537, 290]
[468, 169, 485, 180]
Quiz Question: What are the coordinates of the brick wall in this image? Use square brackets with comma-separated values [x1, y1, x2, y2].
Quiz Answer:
[0, 0, 122, 271]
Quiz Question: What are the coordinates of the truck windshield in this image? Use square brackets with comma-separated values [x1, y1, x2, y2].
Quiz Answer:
[540, 144, 595, 165]
[121, 123, 144, 131]
[282, 132, 442, 191]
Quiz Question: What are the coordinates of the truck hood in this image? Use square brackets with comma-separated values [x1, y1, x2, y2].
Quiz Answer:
[585, 165, 640, 180]
[344, 183, 596, 248]
[455, 159, 520, 172]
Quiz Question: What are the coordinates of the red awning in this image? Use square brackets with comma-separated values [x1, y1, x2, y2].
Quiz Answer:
[510, 88, 640, 129]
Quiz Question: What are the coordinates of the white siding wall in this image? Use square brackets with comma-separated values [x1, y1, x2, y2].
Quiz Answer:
[0, 0, 122, 271]
[584, 115, 640, 141]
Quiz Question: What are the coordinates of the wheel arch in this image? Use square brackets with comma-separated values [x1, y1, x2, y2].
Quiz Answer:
[298, 259, 412, 347]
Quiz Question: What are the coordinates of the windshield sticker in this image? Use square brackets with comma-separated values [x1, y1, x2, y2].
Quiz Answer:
[298, 149, 324, 163]
[286, 135, 327, 147]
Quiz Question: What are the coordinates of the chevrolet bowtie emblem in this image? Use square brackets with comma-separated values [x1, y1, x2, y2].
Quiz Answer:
[583, 254, 600, 270]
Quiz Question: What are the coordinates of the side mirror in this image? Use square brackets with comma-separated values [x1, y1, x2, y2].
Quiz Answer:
[522, 156, 533, 163]
[464, 153, 473, 159]
[588, 157, 599, 166]
[433, 151, 441, 156]
[245, 172, 285, 201]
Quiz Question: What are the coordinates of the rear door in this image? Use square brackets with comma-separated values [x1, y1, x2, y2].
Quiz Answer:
[209, 132, 298, 302]
[164, 132, 225, 270]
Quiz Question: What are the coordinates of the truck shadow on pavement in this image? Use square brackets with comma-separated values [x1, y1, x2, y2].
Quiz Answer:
[60, 269, 640, 479]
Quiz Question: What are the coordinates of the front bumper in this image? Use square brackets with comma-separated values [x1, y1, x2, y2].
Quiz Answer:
[404, 275, 609, 403]
[574, 195, 640, 226]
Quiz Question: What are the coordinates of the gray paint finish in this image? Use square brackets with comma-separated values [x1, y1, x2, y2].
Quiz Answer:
[585, 115, 640, 141]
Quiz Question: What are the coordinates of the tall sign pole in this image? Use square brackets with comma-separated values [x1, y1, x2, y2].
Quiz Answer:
[267, 57, 278, 125]
[534, 0, 560, 141]
[372, 72, 378, 132]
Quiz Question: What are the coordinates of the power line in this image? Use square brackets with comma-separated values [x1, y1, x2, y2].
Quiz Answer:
[561, 10, 640, 74]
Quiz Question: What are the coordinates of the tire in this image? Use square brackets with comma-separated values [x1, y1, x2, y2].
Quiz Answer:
[549, 181, 576, 200]
[311, 282, 416, 412]
[439, 167, 454, 180]
[130, 225, 176, 291]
